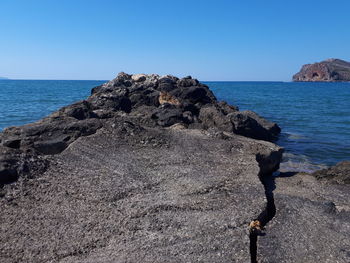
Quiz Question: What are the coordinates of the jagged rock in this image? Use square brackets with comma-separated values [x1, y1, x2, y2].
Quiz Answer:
[131, 74, 146, 82]
[1, 118, 102, 156]
[177, 75, 199, 87]
[293, 58, 350, 82]
[1, 137, 21, 149]
[229, 111, 280, 141]
[88, 91, 132, 113]
[33, 136, 70, 155]
[90, 73, 278, 142]
[312, 161, 350, 184]
[59, 101, 95, 120]
[0, 146, 48, 185]
[171, 85, 215, 105]
[92, 109, 114, 119]
[242, 111, 281, 137]
[151, 104, 185, 127]
[158, 91, 181, 106]
[158, 76, 176, 92]
[129, 89, 160, 108]
[182, 110, 194, 124]
[198, 105, 233, 132]
[217, 101, 239, 114]
[0, 151, 19, 184]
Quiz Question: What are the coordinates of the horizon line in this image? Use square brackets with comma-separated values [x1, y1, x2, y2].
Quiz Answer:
[1, 78, 289, 82]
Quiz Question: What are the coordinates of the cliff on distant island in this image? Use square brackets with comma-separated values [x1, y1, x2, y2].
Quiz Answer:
[293, 58, 350, 82]
[1, 73, 349, 262]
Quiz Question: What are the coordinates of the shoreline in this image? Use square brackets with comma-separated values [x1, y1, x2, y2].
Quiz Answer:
[4, 81, 350, 171]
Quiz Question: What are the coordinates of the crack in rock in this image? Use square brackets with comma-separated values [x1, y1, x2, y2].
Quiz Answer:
[249, 173, 276, 263]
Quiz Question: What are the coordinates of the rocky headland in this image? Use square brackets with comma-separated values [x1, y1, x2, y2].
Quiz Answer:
[0, 73, 349, 262]
[293, 58, 350, 82]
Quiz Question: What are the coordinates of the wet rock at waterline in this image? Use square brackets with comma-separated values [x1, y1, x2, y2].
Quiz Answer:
[312, 161, 350, 184]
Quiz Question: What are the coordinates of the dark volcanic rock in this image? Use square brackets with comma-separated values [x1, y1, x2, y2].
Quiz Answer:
[0, 151, 19, 184]
[293, 58, 350, 82]
[230, 111, 280, 141]
[0, 146, 48, 185]
[151, 104, 186, 127]
[312, 161, 350, 184]
[59, 101, 96, 120]
[198, 105, 233, 132]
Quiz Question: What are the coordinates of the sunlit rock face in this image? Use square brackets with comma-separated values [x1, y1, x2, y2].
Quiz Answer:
[293, 58, 350, 82]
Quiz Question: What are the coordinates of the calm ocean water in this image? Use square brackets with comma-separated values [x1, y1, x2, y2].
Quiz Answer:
[0, 79, 349, 172]
[208, 81, 350, 172]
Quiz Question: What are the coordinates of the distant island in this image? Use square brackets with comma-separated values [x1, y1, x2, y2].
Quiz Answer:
[293, 58, 350, 82]
[0, 76, 8, 80]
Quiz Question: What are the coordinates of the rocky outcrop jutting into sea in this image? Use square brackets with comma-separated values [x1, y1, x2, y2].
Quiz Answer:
[0, 73, 281, 186]
[293, 58, 350, 82]
[1, 73, 350, 262]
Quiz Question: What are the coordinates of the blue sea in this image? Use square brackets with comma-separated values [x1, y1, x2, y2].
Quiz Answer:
[0, 79, 349, 172]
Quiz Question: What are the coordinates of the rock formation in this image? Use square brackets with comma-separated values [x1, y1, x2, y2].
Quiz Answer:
[0, 73, 281, 186]
[257, 170, 350, 262]
[293, 58, 350, 82]
[312, 161, 350, 184]
[0, 73, 349, 262]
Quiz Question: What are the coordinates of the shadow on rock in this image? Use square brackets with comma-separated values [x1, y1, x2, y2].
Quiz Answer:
[249, 174, 276, 263]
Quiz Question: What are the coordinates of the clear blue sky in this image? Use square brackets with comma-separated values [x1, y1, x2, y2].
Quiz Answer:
[1, 0, 349, 81]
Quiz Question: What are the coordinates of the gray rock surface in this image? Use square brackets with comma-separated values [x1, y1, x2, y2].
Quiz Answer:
[312, 161, 350, 184]
[0, 117, 282, 262]
[258, 172, 350, 262]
